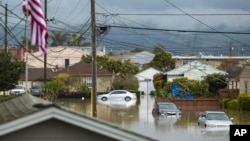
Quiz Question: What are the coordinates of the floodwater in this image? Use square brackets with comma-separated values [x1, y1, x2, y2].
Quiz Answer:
[57, 95, 250, 141]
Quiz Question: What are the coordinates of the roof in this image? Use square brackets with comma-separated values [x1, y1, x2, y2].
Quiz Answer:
[0, 94, 156, 141]
[135, 67, 161, 81]
[164, 60, 227, 75]
[126, 51, 155, 65]
[20, 68, 54, 81]
[54, 61, 113, 77]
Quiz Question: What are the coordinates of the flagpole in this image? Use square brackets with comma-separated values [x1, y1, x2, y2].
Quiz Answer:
[44, 0, 47, 85]
[24, 6, 28, 94]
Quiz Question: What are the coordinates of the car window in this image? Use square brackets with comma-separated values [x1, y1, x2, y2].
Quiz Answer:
[207, 113, 229, 120]
[16, 85, 24, 89]
[159, 104, 177, 109]
[111, 91, 126, 95]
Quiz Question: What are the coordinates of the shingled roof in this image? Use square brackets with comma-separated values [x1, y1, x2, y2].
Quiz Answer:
[0, 94, 156, 141]
[20, 68, 54, 81]
[54, 61, 113, 76]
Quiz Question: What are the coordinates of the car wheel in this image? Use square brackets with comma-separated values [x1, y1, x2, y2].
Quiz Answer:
[124, 97, 131, 101]
[101, 97, 108, 101]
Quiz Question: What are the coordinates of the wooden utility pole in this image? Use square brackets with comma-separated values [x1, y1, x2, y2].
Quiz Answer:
[90, 0, 97, 117]
[4, 4, 7, 53]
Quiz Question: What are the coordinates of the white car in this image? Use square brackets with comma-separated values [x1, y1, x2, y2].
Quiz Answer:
[97, 90, 137, 101]
[10, 85, 25, 95]
[198, 111, 233, 128]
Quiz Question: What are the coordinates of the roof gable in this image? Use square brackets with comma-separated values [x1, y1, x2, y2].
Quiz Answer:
[164, 60, 227, 75]
[135, 67, 161, 80]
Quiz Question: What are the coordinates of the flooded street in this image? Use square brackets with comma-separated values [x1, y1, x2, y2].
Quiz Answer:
[58, 95, 250, 141]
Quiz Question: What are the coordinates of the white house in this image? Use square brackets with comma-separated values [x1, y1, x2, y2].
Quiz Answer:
[135, 67, 161, 94]
[164, 60, 228, 82]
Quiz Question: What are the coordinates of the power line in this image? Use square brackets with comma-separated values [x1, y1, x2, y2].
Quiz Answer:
[109, 25, 250, 35]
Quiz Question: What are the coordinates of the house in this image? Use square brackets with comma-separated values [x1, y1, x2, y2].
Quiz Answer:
[164, 60, 228, 82]
[238, 66, 250, 94]
[135, 67, 161, 94]
[54, 61, 114, 92]
[20, 61, 114, 93]
[26, 46, 105, 69]
[0, 47, 26, 61]
[0, 94, 157, 141]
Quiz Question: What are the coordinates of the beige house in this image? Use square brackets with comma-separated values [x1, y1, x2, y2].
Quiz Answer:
[0, 94, 157, 141]
[27, 46, 105, 69]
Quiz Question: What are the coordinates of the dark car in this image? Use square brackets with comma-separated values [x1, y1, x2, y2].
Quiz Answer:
[30, 86, 41, 96]
[152, 102, 181, 116]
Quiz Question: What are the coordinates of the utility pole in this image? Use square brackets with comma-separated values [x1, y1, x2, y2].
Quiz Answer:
[90, 0, 97, 117]
[4, 4, 7, 53]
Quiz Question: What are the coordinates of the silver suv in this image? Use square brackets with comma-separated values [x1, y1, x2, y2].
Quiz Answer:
[10, 85, 25, 95]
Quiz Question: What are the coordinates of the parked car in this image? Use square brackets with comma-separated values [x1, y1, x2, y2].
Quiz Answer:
[152, 102, 181, 116]
[30, 85, 41, 96]
[97, 90, 137, 101]
[9, 85, 25, 95]
[197, 111, 233, 128]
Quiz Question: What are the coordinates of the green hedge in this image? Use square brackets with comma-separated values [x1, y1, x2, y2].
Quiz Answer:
[223, 94, 250, 111]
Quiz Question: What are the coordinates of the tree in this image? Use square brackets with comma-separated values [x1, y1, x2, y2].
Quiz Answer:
[203, 73, 227, 96]
[68, 33, 87, 46]
[20, 36, 38, 52]
[0, 53, 25, 94]
[152, 44, 166, 54]
[42, 73, 69, 103]
[82, 55, 139, 77]
[50, 31, 70, 46]
[111, 74, 139, 90]
[149, 51, 175, 71]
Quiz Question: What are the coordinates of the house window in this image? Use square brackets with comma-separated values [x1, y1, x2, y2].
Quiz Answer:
[86, 77, 92, 87]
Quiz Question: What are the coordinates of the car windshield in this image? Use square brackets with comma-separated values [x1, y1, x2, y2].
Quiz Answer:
[206, 113, 230, 120]
[15, 85, 24, 89]
[159, 104, 177, 109]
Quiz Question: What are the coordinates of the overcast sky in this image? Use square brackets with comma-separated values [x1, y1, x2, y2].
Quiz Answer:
[1, 0, 250, 55]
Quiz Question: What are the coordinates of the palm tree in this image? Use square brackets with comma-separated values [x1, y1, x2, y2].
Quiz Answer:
[50, 31, 70, 46]
[68, 33, 86, 46]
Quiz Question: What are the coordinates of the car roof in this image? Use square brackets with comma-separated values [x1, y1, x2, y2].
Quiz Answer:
[157, 102, 176, 105]
[204, 111, 226, 114]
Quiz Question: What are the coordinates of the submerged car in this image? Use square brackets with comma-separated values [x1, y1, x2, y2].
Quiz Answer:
[97, 90, 137, 101]
[197, 111, 233, 128]
[9, 85, 25, 95]
[30, 85, 41, 96]
[152, 102, 181, 116]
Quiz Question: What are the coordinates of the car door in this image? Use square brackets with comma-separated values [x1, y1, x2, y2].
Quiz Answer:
[109, 90, 125, 100]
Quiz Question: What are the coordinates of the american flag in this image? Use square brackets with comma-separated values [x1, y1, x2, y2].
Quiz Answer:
[22, 0, 48, 54]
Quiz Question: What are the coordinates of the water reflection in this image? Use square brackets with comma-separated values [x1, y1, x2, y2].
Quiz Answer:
[97, 99, 137, 109]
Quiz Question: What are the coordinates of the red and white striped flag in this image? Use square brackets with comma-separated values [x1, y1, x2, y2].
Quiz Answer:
[22, 0, 48, 54]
